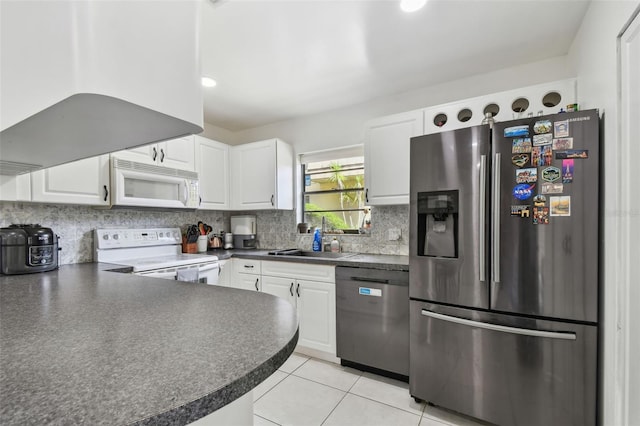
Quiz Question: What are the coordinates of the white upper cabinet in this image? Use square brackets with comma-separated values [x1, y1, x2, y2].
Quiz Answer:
[31, 155, 110, 205]
[0, 1, 202, 174]
[0, 174, 31, 202]
[195, 135, 229, 210]
[112, 136, 196, 171]
[364, 110, 424, 205]
[230, 139, 293, 210]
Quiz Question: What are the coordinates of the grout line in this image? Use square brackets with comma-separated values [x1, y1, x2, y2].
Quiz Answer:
[253, 371, 288, 403]
[254, 413, 283, 426]
[319, 388, 350, 426]
[344, 392, 423, 420]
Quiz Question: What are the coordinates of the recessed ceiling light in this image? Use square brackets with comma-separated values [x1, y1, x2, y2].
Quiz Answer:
[400, 0, 427, 13]
[201, 77, 217, 88]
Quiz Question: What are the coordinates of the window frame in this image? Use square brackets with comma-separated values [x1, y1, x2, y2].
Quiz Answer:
[301, 159, 366, 233]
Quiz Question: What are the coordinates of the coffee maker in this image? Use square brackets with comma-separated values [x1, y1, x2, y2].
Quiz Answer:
[230, 215, 257, 249]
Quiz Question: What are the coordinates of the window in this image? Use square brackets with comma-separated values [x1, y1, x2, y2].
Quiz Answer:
[302, 147, 370, 233]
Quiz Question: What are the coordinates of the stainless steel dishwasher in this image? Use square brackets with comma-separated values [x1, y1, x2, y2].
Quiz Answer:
[336, 266, 409, 379]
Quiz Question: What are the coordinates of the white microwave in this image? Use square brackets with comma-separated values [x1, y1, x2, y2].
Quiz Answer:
[110, 158, 200, 209]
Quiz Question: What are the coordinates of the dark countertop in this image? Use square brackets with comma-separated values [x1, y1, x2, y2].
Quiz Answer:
[208, 249, 409, 272]
[0, 263, 298, 425]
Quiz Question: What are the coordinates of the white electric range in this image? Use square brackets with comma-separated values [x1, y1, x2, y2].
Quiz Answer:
[94, 228, 219, 284]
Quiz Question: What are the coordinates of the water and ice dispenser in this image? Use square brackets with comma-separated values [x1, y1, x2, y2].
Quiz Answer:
[417, 190, 459, 258]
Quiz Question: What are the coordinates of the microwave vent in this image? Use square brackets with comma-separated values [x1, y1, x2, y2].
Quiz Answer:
[112, 158, 198, 180]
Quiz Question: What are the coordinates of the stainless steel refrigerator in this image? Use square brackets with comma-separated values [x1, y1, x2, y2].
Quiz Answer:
[409, 109, 599, 426]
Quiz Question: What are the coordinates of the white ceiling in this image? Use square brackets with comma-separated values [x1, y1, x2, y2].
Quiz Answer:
[200, 0, 590, 132]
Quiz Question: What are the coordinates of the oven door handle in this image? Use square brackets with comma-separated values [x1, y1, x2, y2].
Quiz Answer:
[197, 263, 219, 273]
[138, 270, 177, 279]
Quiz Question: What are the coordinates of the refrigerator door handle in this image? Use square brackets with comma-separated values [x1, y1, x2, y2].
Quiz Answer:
[421, 310, 576, 340]
[479, 154, 487, 282]
[492, 153, 501, 283]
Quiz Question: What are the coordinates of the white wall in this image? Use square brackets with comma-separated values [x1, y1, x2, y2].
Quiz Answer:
[566, 2, 640, 426]
[200, 122, 238, 144]
[229, 56, 572, 153]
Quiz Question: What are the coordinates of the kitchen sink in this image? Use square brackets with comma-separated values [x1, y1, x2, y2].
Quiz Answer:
[267, 249, 358, 259]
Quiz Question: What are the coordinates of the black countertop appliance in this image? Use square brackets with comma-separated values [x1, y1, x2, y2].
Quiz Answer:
[0, 224, 59, 274]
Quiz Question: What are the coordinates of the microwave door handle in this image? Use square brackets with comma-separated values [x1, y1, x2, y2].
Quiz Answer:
[183, 180, 189, 205]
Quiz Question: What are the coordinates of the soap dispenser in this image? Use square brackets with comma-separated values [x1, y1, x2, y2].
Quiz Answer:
[330, 237, 340, 253]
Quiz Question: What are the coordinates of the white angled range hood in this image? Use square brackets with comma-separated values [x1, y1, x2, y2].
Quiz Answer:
[0, 0, 203, 175]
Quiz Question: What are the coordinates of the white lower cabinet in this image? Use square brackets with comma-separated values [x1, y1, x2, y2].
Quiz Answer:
[261, 275, 297, 308]
[261, 261, 336, 356]
[295, 279, 336, 354]
[216, 259, 231, 287]
[236, 273, 261, 292]
[231, 259, 261, 291]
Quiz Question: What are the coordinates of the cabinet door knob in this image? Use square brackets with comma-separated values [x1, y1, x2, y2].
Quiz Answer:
[255, 278, 259, 291]
[103, 185, 109, 202]
[289, 282, 294, 296]
[152, 147, 158, 161]
[160, 148, 165, 162]
[296, 283, 300, 297]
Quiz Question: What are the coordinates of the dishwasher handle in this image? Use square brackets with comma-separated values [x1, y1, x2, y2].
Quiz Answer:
[349, 276, 389, 284]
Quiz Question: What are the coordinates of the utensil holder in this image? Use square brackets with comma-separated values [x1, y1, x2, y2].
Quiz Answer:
[182, 236, 197, 254]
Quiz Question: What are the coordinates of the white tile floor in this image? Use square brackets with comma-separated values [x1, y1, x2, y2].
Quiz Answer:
[253, 353, 490, 426]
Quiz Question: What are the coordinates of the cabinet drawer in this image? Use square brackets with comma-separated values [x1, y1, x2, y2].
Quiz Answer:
[234, 259, 261, 275]
[262, 260, 334, 283]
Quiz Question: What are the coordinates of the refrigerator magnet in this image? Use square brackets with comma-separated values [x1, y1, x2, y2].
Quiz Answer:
[533, 194, 547, 207]
[533, 133, 553, 146]
[542, 166, 561, 182]
[556, 149, 589, 159]
[505, 125, 530, 138]
[515, 168, 537, 183]
[513, 184, 535, 200]
[552, 137, 573, 150]
[511, 205, 531, 218]
[533, 120, 552, 134]
[541, 146, 553, 166]
[512, 154, 530, 167]
[554, 120, 569, 137]
[512, 138, 532, 153]
[531, 147, 541, 167]
[550, 196, 571, 216]
[541, 182, 563, 194]
[533, 207, 550, 225]
[562, 159, 574, 183]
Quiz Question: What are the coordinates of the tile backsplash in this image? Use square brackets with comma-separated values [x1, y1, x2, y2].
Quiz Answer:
[0, 202, 409, 266]
[248, 204, 409, 256]
[0, 202, 225, 265]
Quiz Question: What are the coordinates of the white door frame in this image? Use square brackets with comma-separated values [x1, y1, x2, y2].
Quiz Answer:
[611, 8, 640, 426]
